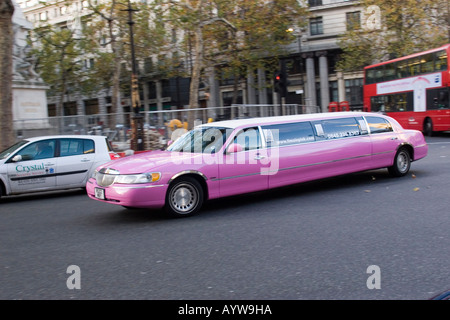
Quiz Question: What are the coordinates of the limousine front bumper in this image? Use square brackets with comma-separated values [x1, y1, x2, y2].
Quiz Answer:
[86, 178, 167, 209]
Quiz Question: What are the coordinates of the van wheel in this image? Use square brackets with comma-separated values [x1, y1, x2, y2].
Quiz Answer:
[388, 148, 411, 177]
[424, 118, 433, 137]
[165, 177, 204, 218]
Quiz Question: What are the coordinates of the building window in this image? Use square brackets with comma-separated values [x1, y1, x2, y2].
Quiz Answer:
[39, 11, 47, 21]
[329, 81, 338, 103]
[346, 11, 361, 30]
[310, 17, 323, 36]
[345, 78, 363, 109]
[308, 0, 322, 7]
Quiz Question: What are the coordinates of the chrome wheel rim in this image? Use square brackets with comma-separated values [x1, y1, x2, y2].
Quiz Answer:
[170, 183, 198, 214]
[397, 151, 409, 173]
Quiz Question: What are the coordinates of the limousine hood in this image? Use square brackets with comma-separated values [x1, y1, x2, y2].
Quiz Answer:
[96, 150, 206, 174]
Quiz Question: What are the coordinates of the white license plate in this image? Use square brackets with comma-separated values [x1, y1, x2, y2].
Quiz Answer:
[95, 187, 105, 200]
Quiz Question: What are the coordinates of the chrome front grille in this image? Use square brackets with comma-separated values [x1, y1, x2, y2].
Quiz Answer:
[96, 168, 119, 187]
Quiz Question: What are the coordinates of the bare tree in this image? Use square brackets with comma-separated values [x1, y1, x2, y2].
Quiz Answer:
[0, 0, 15, 149]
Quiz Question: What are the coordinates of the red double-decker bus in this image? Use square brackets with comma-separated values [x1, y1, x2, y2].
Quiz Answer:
[363, 44, 450, 136]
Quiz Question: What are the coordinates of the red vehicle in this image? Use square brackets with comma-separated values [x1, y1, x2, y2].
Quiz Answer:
[363, 44, 450, 136]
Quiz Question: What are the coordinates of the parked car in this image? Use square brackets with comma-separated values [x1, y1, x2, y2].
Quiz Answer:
[0, 135, 120, 198]
[86, 112, 428, 218]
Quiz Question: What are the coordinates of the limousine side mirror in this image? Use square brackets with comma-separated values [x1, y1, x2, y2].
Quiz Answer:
[226, 143, 243, 154]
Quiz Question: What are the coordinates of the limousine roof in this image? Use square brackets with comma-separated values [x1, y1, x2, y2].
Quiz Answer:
[199, 111, 389, 130]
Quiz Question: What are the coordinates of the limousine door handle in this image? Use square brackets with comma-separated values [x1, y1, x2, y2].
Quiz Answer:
[391, 137, 399, 140]
[254, 154, 266, 160]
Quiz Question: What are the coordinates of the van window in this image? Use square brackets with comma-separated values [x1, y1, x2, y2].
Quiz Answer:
[320, 118, 362, 139]
[262, 122, 315, 147]
[60, 139, 95, 157]
[365, 116, 393, 134]
[16, 139, 56, 161]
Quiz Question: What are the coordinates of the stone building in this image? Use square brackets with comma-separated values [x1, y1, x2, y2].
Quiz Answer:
[16, 0, 366, 128]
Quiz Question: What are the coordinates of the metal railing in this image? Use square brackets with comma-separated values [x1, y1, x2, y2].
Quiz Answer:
[13, 104, 321, 150]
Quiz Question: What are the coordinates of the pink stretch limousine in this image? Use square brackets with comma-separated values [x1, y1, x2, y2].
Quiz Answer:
[86, 112, 428, 217]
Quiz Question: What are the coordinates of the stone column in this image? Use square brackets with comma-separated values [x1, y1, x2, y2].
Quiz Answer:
[317, 51, 330, 113]
[207, 67, 220, 120]
[337, 71, 346, 104]
[247, 68, 256, 116]
[257, 68, 268, 116]
[303, 52, 316, 110]
[155, 80, 163, 126]
[142, 81, 150, 125]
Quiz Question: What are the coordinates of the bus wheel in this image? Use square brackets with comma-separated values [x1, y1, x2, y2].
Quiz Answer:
[388, 147, 411, 177]
[424, 118, 434, 137]
[165, 177, 204, 218]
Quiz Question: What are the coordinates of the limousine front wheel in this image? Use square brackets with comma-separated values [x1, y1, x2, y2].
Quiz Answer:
[165, 177, 204, 218]
[388, 148, 411, 177]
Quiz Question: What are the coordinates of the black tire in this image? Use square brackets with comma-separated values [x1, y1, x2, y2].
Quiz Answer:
[388, 148, 411, 177]
[424, 118, 433, 137]
[164, 177, 204, 218]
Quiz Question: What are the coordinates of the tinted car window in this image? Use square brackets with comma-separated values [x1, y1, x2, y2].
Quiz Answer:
[320, 118, 361, 139]
[60, 139, 95, 157]
[234, 127, 261, 151]
[16, 139, 56, 160]
[365, 116, 393, 134]
[262, 122, 315, 147]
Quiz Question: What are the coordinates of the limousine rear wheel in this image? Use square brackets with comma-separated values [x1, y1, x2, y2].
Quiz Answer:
[388, 148, 411, 177]
[165, 177, 204, 218]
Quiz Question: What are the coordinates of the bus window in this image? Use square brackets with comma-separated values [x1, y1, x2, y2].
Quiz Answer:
[427, 88, 449, 110]
[410, 57, 421, 76]
[366, 68, 376, 84]
[370, 96, 387, 112]
[398, 60, 410, 78]
[421, 53, 434, 74]
[374, 66, 384, 82]
[384, 62, 396, 81]
[435, 50, 447, 71]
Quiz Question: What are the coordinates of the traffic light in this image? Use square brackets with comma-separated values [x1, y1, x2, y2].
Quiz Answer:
[274, 71, 288, 97]
[274, 72, 282, 93]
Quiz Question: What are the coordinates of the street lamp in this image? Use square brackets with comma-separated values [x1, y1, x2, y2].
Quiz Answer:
[122, 0, 144, 151]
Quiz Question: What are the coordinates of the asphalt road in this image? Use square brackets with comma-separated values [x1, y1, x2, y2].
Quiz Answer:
[1, 134, 449, 300]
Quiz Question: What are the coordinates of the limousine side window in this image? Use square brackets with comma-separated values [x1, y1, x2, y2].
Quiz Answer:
[261, 122, 315, 147]
[319, 117, 362, 140]
[355, 116, 369, 135]
[365, 116, 394, 134]
[233, 127, 262, 151]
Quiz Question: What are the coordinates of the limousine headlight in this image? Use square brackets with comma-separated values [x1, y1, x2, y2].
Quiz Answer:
[114, 172, 161, 184]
